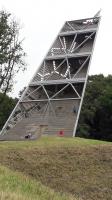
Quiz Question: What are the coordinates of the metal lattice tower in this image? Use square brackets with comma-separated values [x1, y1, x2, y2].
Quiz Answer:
[0, 12, 101, 140]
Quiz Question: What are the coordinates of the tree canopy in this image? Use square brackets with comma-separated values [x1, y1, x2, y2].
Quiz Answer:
[0, 92, 17, 130]
[0, 10, 26, 95]
[77, 74, 112, 141]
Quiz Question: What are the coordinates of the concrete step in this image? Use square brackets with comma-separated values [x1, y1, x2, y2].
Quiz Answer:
[1, 99, 79, 140]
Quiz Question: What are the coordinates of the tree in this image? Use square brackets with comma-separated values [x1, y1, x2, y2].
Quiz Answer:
[93, 80, 112, 140]
[0, 92, 17, 130]
[0, 10, 26, 96]
[77, 74, 112, 141]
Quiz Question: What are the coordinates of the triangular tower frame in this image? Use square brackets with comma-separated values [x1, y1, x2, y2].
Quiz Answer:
[0, 11, 101, 140]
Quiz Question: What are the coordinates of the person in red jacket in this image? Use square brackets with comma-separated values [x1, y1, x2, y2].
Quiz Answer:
[58, 130, 64, 136]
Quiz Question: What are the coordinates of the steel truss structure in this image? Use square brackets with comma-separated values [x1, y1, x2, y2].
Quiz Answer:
[0, 12, 101, 140]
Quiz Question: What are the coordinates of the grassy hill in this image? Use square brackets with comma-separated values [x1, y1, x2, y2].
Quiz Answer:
[0, 136, 111, 200]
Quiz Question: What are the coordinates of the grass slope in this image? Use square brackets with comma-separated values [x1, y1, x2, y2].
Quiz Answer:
[0, 165, 75, 200]
[0, 136, 111, 200]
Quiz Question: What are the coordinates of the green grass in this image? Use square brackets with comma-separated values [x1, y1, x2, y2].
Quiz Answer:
[0, 136, 110, 150]
[0, 165, 75, 200]
[0, 136, 111, 200]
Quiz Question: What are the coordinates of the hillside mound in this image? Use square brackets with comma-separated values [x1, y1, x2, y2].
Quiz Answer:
[0, 136, 111, 200]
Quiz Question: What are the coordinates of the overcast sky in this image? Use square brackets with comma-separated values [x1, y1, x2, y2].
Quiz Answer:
[0, 0, 112, 97]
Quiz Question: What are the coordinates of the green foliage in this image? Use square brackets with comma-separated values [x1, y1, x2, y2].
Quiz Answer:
[0, 165, 74, 200]
[77, 74, 112, 141]
[0, 93, 17, 130]
[0, 10, 26, 94]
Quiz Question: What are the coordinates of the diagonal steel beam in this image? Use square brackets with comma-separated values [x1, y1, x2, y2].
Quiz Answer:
[23, 85, 42, 100]
[50, 84, 69, 99]
[45, 59, 66, 80]
[66, 57, 71, 79]
[69, 33, 77, 52]
[69, 83, 81, 98]
[50, 81, 81, 100]
[66, 21, 76, 31]
[72, 32, 95, 53]
[42, 85, 56, 117]
[43, 61, 46, 77]
[73, 56, 90, 78]
[59, 36, 66, 54]
[68, 21, 86, 31]
[42, 102, 49, 118]
[28, 103, 41, 115]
